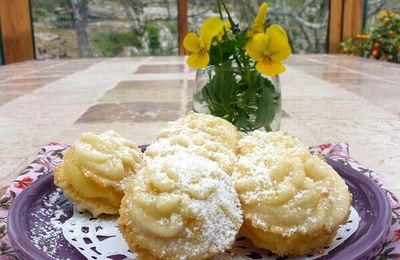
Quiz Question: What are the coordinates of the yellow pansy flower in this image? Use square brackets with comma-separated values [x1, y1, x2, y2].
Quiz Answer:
[245, 24, 292, 76]
[248, 3, 268, 36]
[183, 30, 213, 69]
[184, 17, 229, 69]
[201, 17, 230, 41]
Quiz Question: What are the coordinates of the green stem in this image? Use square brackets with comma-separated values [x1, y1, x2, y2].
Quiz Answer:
[241, 65, 257, 102]
[235, 46, 249, 76]
[220, 0, 235, 27]
[264, 125, 272, 132]
[244, 67, 252, 87]
[217, 44, 224, 63]
[217, 0, 223, 20]
[234, 54, 242, 69]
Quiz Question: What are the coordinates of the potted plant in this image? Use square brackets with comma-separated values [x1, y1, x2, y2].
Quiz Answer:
[184, 1, 291, 132]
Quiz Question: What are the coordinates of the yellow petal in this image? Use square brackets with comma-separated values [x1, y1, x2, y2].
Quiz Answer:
[256, 57, 286, 77]
[216, 21, 231, 41]
[187, 50, 210, 69]
[255, 3, 268, 26]
[224, 21, 231, 31]
[265, 24, 292, 61]
[249, 2, 268, 36]
[201, 17, 226, 41]
[183, 32, 201, 53]
[246, 33, 269, 62]
[200, 28, 214, 50]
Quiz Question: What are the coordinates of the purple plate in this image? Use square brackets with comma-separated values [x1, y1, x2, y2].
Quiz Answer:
[8, 158, 391, 260]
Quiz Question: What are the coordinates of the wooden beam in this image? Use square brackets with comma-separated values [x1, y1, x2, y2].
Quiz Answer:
[0, 24, 4, 65]
[342, 0, 364, 40]
[328, 0, 364, 53]
[177, 0, 188, 56]
[352, 0, 364, 36]
[342, 0, 355, 40]
[328, 0, 344, 53]
[0, 0, 35, 64]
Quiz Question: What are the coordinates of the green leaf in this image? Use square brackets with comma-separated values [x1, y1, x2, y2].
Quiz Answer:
[218, 69, 236, 106]
[234, 111, 250, 129]
[209, 45, 221, 65]
[203, 67, 237, 116]
[254, 78, 275, 129]
[201, 82, 211, 104]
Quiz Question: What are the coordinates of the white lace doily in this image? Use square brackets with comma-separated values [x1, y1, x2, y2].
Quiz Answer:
[62, 206, 360, 260]
[62, 208, 136, 260]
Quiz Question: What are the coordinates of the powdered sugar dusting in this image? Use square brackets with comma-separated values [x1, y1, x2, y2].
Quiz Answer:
[30, 188, 68, 259]
[145, 132, 237, 175]
[233, 131, 352, 240]
[122, 151, 243, 259]
[27, 185, 359, 260]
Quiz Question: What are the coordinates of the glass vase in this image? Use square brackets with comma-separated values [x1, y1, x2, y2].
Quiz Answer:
[193, 65, 281, 132]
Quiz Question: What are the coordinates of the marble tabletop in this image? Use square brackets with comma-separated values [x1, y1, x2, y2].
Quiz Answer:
[0, 54, 398, 197]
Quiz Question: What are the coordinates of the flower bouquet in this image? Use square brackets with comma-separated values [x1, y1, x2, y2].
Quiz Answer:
[184, 1, 292, 132]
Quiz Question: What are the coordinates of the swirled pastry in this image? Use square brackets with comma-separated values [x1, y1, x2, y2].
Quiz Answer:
[157, 112, 240, 150]
[233, 131, 351, 256]
[118, 153, 243, 259]
[145, 132, 237, 175]
[54, 130, 144, 216]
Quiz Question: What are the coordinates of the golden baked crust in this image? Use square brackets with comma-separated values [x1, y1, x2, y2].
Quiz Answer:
[233, 131, 351, 256]
[157, 112, 240, 151]
[74, 131, 144, 191]
[54, 150, 123, 216]
[118, 113, 243, 259]
[240, 222, 337, 256]
[53, 130, 144, 216]
[118, 153, 243, 260]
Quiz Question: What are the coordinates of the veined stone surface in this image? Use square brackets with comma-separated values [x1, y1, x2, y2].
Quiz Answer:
[0, 55, 398, 198]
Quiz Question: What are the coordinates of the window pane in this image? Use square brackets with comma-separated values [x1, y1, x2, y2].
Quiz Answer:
[188, 0, 330, 53]
[364, 0, 399, 30]
[31, 0, 178, 59]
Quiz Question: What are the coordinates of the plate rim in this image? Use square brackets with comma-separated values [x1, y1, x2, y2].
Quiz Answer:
[7, 173, 64, 259]
[324, 158, 392, 259]
[7, 159, 392, 260]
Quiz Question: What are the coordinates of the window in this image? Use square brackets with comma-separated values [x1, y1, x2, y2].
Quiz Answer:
[363, 0, 399, 30]
[27, 0, 400, 60]
[188, 0, 330, 53]
[31, 0, 178, 59]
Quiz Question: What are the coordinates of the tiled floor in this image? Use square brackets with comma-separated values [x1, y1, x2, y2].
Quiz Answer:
[0, 55, 399, 198]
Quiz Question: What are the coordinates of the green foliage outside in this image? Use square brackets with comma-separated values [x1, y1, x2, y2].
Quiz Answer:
[91, 31, 141, 57]
[31, 0, 400, 58]
[146, 23, 161, 55]
[32, 7, 48, 22]
[340, 10, 400, 63]
[31, 0, 63, 23]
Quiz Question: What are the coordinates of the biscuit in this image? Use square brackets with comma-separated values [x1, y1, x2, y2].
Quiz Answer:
[54, 130, 144, 216]
[233, 131, 351, 255]
[119, 153, 243, 259]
